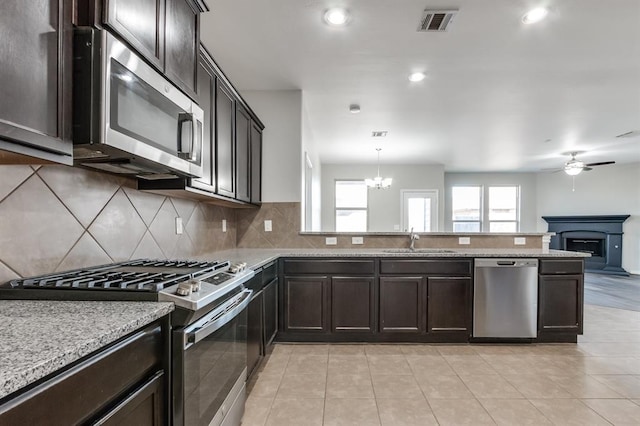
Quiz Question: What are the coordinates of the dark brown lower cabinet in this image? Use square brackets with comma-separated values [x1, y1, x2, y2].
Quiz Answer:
[331, 277, 375, 333]
[379, 277, 426, 333]
[427, 277, 471, 333]
[0, 320, 169, 425]
[539, 274, 583, 333]
[283, 276, 329, 333]
[247, 291, 264, 378]
[263, 279, 278, 345]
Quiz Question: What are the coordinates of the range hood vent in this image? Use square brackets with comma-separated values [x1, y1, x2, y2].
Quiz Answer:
[417, 9, 458, 32]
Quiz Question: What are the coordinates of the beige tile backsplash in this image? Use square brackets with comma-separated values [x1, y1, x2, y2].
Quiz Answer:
[0, 164, 544, 283]
[0, 165, 236, 283]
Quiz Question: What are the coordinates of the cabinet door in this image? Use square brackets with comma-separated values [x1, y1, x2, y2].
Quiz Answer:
[539, 275, 583, 333]
[427, 277, 471, 333]
[379, 277, 426, 333]
[216, 81, 235, 197]
[284, 276, 329, 333]
[235, 105, 251, 202]
[104, 0, 164, 70]
[165, 0, 199, 97]
[247, 292, 264, 379]
[250, 122, 263, 204]
[95, 372, 164, 426]
[0, 0, 73, 160]
[263, 279, 278, 345]
[191, 52, 215, 191]
[331, 277, 375, 333]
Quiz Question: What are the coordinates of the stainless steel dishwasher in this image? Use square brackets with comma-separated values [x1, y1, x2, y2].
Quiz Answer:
[473, 259, 539, 338]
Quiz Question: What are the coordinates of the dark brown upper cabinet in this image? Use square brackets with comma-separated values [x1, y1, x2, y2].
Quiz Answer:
[103, 0, 165, 70]
[164, 0, 199, 97]
[235, 104, 251, 203]
[102, 0, 205, 99]
[216, 80, 235, 198]
[250, 122, 263, 205]
[191, 48, 216, 191]
[0, 0, 73, 164]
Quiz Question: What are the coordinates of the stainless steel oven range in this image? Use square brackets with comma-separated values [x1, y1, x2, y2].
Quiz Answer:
[0, 259, 254, 426]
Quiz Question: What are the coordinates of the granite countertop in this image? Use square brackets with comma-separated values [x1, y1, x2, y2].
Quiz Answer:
[0, 301, 174, 400]
[203, 248, 589, 271]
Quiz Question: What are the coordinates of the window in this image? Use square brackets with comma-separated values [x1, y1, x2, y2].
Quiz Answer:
[452, 186, 482, 232]
[335, 180, 367, 232]
[488, 186, 519, 232]
[451, 185, 520, 232]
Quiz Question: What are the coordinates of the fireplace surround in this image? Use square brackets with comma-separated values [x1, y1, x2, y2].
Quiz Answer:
[542, 215, 630, 275]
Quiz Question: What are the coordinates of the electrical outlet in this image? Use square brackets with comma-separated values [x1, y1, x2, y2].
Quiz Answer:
[264, 220, 272, 232]
[458, 236, 471, 245]
[514, 237, 526, 245]
[325, 237, 337, 245]
[351, 236, 364, 245]
[222, 219, 227, 233]
[175, 217, 183, 235]
[393, 224, 400, 231]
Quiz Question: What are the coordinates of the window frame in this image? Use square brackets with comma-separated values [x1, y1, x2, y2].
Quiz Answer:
[451, 185, 483, 232]
[487, 185, 520, 233]
[451, 184, 521, 232]
[334, 179, 368, 232]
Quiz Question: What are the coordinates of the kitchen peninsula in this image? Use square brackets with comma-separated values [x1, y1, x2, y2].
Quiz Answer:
[206, 247, 589, 345]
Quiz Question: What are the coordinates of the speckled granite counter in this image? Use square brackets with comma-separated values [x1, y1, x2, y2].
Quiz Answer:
[0, 300, 173, 400]
[200, 248, 589, 270]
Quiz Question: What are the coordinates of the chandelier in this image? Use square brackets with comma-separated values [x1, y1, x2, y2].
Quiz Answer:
[365, 148, 392, 189]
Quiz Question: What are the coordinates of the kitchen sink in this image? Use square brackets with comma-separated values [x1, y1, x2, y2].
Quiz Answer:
[383, 248, 456, 253]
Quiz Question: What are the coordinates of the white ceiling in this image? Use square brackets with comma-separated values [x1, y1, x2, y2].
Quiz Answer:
[201, 0, 640, 172]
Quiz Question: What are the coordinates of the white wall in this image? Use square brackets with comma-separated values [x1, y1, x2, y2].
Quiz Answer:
[444, 173, 539, 232]
[241, 90, 302, 202]
[301, 95, 322, 231]
[320, 164, 445, 232]
[536, 162, 640, 274]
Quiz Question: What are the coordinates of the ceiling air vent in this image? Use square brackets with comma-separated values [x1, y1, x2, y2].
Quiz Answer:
[371, 131, 388, 137]
[417, 9, 458, 32]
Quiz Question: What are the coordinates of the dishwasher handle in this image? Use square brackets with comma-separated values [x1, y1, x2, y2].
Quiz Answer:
[475, 258, 539, 268]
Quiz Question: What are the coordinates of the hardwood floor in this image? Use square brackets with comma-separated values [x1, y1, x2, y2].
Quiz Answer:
[585, 273, 640, 312]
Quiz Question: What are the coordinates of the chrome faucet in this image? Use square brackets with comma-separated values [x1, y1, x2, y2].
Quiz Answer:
[409, 227, 420, 251]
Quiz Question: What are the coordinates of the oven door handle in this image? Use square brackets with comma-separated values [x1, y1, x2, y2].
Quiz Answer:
[186, 288, 253, 347]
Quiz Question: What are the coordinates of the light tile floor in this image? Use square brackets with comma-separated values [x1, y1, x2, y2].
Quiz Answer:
[242, 304, 640, 425]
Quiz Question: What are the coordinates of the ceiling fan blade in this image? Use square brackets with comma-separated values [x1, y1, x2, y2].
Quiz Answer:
[583, 167, 593, 171]
[585, 161, 615, 167]
[540, 168, 563, 173]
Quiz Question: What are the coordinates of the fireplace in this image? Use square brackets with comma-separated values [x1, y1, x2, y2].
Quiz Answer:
[542, 215, 630, 276]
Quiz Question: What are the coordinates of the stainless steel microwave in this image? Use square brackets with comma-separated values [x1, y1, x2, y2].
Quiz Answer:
[73, 28, 203, 179]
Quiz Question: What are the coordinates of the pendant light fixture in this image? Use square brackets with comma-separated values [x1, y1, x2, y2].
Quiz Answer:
[365, 148, 392, 189]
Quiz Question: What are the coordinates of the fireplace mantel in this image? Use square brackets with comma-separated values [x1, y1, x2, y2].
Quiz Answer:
[542, 215, 630, 275]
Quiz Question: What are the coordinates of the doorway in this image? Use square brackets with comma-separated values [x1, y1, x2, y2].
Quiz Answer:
[401, 190, 438, 232]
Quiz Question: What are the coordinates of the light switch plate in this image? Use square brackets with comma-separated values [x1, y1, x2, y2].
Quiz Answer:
[222, 219, 227, 233]
[458, 236, 471, 245]
[393, 224, 400, 231]
[175, 217, 183, 235]
[351, 236, 364, 245]
[514, 237, 526, 245]
[264, 220, 272, 232]
[325, 237, 338, 245]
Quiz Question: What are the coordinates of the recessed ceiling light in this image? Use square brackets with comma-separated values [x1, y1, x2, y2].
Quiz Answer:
[349, 104, 361, 114]
[522, 7, 548, 24]
[408, 72, 426, 82]
[324, 8, 350, 26]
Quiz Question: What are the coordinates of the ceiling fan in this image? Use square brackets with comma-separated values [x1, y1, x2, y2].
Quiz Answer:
[547, 152, 616, 176]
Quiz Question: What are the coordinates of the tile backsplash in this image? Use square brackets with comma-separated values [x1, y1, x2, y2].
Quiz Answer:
[0, 165, 236, 283]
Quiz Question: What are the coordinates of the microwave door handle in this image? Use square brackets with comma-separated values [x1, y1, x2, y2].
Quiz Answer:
[186, 289, 253, 347]
[190, 116, 201, 163]
[178, 112, 195, 160]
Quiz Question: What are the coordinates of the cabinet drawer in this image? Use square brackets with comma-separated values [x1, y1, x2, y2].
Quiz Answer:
[0, 322, 164, 425]
[539, 259, 584, 275]
[283, 259, 375, 275]
[380, 259, 472, 276]
[262, 261, 277, 285]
